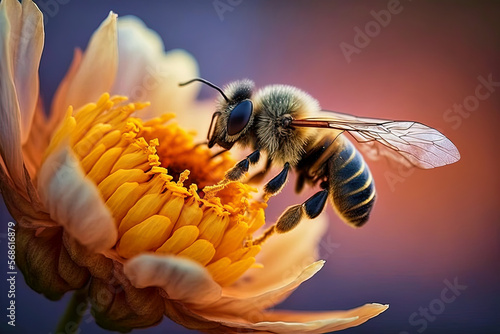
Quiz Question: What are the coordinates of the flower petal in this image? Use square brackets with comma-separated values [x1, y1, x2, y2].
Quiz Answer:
[48, 48, 82, 132]
[50, 11, 117, 129]
[22, 97, 49, 178]
[199, 261, 324, 317]
[37, 145, 117, 252]
[181, 218, 327, 317]
[15, 0, 44, 144]
[0, 0, 25, 190]
[0, 161, 54, 228]
[112, 16, 199, 120]
[204, 303, 388, 333]
[123, 254, 222, 305]
[0, 0, 21, 43]
[232, 215, 329, 297]
[112, 16, 164, 95]
[145, 48, 199, 120]
[262, 303, 389, 324]
[176, 99, 214, 141]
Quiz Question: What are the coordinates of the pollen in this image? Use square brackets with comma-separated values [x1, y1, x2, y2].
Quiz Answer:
[48, 93, 269, 286]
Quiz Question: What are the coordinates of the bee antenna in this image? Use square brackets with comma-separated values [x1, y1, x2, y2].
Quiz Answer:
[179, 78, 230, 103]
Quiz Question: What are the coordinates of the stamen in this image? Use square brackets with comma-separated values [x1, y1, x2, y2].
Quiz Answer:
[87, 147, 124, 183]
[225, 244, 260, 262]
[156, 225, 199, 254]
[251, 224, 276, 246]
[56, 93, 278, 286]
[117, 215, 173, 258]
[118, 191, 170, 236]
[213, 221, 249, 261]
[106, 182, 150, 225]
[177, 239, 216, 266]
[98, 169, 151, 201]
[202, 179, 231, 199]
[215, 257, 256, 286]
[177, 170, 190, 187]
[197, 209, 229, 248]
[73, 123, 112, 159]
[173, 196, 203, 230]
[157, 191, 185, 224]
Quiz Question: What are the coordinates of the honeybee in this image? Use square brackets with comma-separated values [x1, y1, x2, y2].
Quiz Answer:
[180, 78, 460, 233]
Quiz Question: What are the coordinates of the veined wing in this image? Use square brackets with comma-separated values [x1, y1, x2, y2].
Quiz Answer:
[291, 112, 460, 169]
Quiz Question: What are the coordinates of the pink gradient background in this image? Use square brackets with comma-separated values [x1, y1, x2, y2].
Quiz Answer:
[1, 1, 498, 333]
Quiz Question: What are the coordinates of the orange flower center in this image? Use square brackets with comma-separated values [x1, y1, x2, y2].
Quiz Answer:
[45, 93, 268, 286]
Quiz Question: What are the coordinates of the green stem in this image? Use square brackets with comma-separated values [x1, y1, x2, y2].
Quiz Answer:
[55, 287, 89, 334]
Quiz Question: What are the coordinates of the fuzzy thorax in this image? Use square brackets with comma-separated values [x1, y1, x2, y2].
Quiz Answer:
[253, 84, 320, 165]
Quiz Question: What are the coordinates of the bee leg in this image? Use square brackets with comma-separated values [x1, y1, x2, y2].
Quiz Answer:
[264, 162, 290, 197]
[276, 188, 329, 233]
[275, 204, 303, 233]
[225, 150, 261, 181]
[303, 189, 329, 219]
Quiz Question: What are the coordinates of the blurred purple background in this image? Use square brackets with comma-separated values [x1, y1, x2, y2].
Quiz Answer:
[1, 1, 499, 333]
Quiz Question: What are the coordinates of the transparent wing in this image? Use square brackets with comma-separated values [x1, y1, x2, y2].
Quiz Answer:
[291, 111, 461, 169]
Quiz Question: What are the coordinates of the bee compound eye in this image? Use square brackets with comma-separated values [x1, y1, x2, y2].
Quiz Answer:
[227, 100, 253, 136]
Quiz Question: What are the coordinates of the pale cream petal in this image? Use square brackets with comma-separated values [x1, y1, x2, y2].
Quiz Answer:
[15, 0, 44, 144]
[111, 16, 199, 120]
[112, 16, 164, 95]
[144, 48, 199, 120]
[0, 0, 42, 144]
[1, 0, 21, 52]
[0, 0, 25, 191]
[37, 145, 117, 252]
[48, 48, 82, 132]
[22, 97, 49, 178]
[207, 317, 355, 334]
[262, 303, 389, 324]
[123, 254, 222, 305]
[199, 261, 324, 316]
[230, 215, 329, 296]
[178, 99, 214, 141]
[199, 303, 388, 333]
[50, 12, 117, 129]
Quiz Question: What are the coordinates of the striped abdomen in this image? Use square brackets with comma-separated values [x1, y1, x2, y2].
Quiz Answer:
[327, 136, 376, 227]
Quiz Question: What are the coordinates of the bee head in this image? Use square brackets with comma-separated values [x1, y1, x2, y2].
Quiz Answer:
[208, 79, 255, 149]
[179, 78, 255, 149]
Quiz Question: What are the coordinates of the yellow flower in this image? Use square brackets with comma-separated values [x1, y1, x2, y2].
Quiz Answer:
[0, 0, 388, 332]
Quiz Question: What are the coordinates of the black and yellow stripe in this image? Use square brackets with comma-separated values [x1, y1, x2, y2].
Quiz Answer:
[328, 137, 376, 227]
